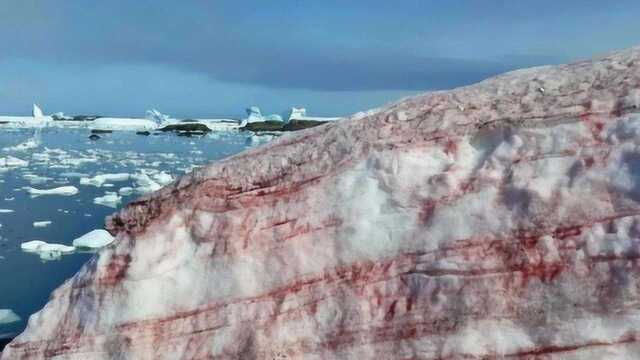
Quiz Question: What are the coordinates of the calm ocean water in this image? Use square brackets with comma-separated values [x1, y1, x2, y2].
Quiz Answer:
[0, 127, 261, 338]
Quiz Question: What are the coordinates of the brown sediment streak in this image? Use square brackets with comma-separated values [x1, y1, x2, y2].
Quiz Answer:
[505, 333, 640, 358]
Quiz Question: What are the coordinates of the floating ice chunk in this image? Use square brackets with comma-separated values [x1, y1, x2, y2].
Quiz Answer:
[23, 173, 52, 185]
[0, 209, 13, 213]
[33, 221, 52, 228]
[286, 107, 342, 122]
[132, 173, 162, 194]
[118, 187, 134, 196]
[21, 240, 75, 253]
[21, 240, 75, 261]
[93, 192, 122, 208]
[27, 186, 79, 196]
[80, 173, 130, 187]
[0, 309, 20, 324]
[2, 137, 40, 152]
[152, 172, 173, 186]
[60, 157, 98, 167]
[145, 109, 172, 125]
[0, 156, 29, 168]
[72, 229, 115, 249]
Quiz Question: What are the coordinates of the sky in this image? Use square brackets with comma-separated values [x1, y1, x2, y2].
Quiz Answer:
[0, 0, 639, 118]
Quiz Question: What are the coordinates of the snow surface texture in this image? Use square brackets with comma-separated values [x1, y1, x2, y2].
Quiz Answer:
[6, 47, 640, 359]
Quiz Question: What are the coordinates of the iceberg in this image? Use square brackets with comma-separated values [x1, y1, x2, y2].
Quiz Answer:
[27, 186, 79, 196]
[32, 104, 44, 118]
[132, 173, 162, 193]
[93, 192, 122, 208]
[287, 107, 342, 122]
[145, 109, 172, 125]
[118, 187, 134, 196]
[0, 310, 20, 325]
[0, 156, 29, 168]
[151, 172, 173, 186]
[2, 130, 41, 152]
[21, 240, 75, 254]
[0, 104, 51, 128]
[20, 240, 74, 261]
[72, 229, 115, 249]
[32, 221, 52, 228]
[239, 106, 284, 127]
[80, 173, 130, 187]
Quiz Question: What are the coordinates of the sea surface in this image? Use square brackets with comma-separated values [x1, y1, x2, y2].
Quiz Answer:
[0, 127, 263, 339]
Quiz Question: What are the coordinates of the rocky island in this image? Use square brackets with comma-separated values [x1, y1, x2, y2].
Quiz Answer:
[3, 46, 640, 359]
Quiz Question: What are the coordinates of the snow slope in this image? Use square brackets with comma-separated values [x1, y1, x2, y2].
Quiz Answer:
[5, 47, 640, 359]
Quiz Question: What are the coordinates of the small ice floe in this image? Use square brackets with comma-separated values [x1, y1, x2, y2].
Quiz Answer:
[72, 229, 115, 249]
[23, 173, 53, 185]
[152, 172, 173, 186]
[118, 187, 134, 196]
[0, 156, 29, 168]
[93, 192, 122, 208]
[33, 221, 52, 228]
[21, 240, 75, 260]
[3, 138, 40, 152]
[60, 157, 98, 167]
[132, 173, 161, 194]
[0, 309, 20, 324]
[27, 186, 79, 196]
[21, 240, 75, 253]
[80, 173, 130, 187]
[0, 209, 14, 213]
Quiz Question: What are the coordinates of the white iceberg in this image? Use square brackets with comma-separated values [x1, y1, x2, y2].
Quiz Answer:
[27, 186, 79, 196]
[21, 240, 75, 254]
[32, 104, 44, 118]
[118, 187, 134, 196]
[93, 192, 122, 208]
[287, 107, 342, 122]
[72, 229, 115, 249]
[0, 156, 29, 168]
[152, 172, 173, 186]
[80, 173, 130, 187]
[0, 104, 51, 128]
[2, 133, 41, 152]
[132, 173, 162, 194]
[21, 240, 75, 260]
[145, 109, 172, 125]
[240, 106, 286, 127]
[33, 221, 52, 228]
[0, 309, 20, 325]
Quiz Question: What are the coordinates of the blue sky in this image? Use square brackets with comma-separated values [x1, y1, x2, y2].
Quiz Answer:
[0, 0, 639, 118]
